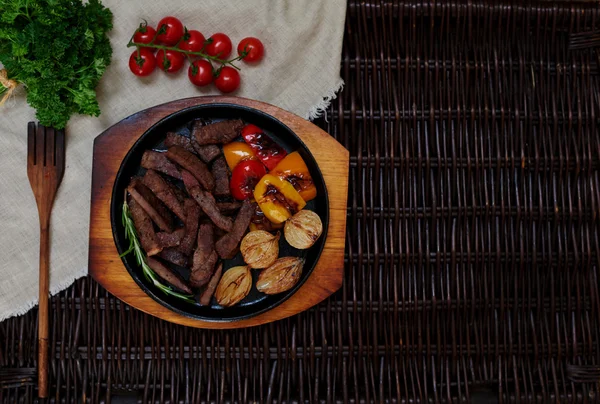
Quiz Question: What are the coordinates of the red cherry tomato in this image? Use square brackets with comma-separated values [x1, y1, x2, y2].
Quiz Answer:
[133, 23, 157, 50]
[237, 37, 264, 63]
[128, 48, 156, 77]
[241, 124, 287, 170]
[156, 49, 185, 73]
[188, 59, 213, 86]
[156, 16, 184, 46]
[205, 33, 232, 58]
[214, 66, 240, 93]
[230, 159, 267, 201]
[179, 29, 205, 52]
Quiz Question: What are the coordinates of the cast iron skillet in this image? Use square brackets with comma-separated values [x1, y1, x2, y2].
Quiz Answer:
[110, 104, 329, 321]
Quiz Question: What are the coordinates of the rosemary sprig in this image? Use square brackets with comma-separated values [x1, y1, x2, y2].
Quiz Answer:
[121, 201, 195, 303]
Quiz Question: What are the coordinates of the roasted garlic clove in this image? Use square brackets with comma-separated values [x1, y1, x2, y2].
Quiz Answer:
[215, 266, 252, 307]
[241, 230, 280, 269]
[256, 257, 304, 295]
[283, 210, 323, 249]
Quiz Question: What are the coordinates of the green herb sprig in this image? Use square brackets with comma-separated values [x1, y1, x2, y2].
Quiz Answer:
[0, 0, 113, 129]
[121, 201, 195, 303]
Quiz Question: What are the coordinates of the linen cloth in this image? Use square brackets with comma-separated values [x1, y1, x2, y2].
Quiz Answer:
[0, 0, 346, 321]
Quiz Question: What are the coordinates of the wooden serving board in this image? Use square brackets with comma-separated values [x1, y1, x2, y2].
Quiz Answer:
[88, 96, 349, 329]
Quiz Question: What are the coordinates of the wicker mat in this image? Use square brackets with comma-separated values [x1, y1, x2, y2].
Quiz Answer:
[2, 1, 600, 402]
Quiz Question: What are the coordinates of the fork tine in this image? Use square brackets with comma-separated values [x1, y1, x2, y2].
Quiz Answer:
[36, 124, 46, 166]
[55, 129, 65, 181]
[27, 122, 36, 166]
[45, 127, 55, 167]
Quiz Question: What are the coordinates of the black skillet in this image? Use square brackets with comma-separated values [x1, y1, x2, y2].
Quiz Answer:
[110, 104, 329, 322]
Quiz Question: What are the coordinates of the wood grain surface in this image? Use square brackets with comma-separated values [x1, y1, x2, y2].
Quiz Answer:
[88, 96, 348, 329]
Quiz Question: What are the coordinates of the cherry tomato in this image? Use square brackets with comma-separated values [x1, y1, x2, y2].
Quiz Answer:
[241, 124, 287, 170]
[237, 37, 264, 63]
[179, 29, 205, 52]
[188, 59, 213, 86]
[128, 48, 156, 77]
[214, 66, 240, 93]
[156, 49, 185, 73]
[133, 23, 157, 50]
[230, 159, 267, 201]
[156, 16, 184, 46]
[205, 33, 232, 58]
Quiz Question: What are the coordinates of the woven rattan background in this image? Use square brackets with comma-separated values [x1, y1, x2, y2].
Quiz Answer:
[3, 1, 600, 402]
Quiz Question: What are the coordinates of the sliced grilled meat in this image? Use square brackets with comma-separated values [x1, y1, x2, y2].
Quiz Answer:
[217, 201, 242, 214]
[194, 144, 221, 163]
[128, 178, 174, 232]
[159, 248, 189, 267]
[146, 257, 192, 294]
[166, 146, 215, 191]
[128, 199, 162, 256]
[142, 170, 186, 221]
[164, 132, 197, 154]
[192, 119, 244, 145]
[190, 223, 219, 288]
[156, 228, 185, 248]
[215, 199, 253, 259]
[182, 170, 233, 232]
[167, 182, 187, 204]
[211, 156, 230, 197]
[140, 150, 182, 180]
[198, 262, 223, 305]
[178, 199, 201, 256]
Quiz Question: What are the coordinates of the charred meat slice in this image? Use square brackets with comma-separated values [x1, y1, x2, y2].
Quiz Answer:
[167, 182, 187, 204]
[190, 223, 219, 288]
[215, 199, 254, 259]
[211, 156, 230, 197]
[198, 262, 223, 305]
[146, 257, 192, 294]
[156, 228, 185, 248]
[192, 119, 244, 145]
[182, 170, 234, 232]
[142, 170, 187, 221]
[128, 199, 162, 256]
[140, 150, 182, 180]
[194, 144, 221, 163]
[178, 199, 201, 256]
[159, 248, 189, 267]
[217, 201, 242, 214]
[164, 132, 197, 154]
[128, 178, 174, 232]
[166, 146, 215, 191]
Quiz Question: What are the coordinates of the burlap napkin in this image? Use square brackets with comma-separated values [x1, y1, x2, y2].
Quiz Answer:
[0, 0, 346, 321]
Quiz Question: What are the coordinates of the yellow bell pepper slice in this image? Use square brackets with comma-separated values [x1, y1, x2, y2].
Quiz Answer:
[270, 151, 317, 202]
[223, 141, 257, 170]
[253, 174, 307, 224]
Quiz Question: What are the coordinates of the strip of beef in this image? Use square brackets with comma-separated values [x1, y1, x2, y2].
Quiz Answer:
[142, 169, 187, 221]
[217, 201, 242, 214]
[166, 146, 215, 191]
[215, 199, 254, 259]
[211, 156, 230, 197]
[178, 199, 201, 256]
[159, 248, 189, 267]
[181, 170, 233, 232]
[146, 257, 192, 294]
[167, 182, 187, 204]
[128, 199, 162, 256]
[198, 263, 223, 305]
[128, 178, 174, 232]
[156, 228, 185, 248]
[140, 150, 182, 180]
[192, 119, 244, 145]
[194, 144, 221, 163]
[189, 223, 219, 288]
[164, 132, 197, 154]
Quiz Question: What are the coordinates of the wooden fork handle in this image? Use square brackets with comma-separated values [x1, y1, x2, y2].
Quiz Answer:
[38, 221, 50, 398]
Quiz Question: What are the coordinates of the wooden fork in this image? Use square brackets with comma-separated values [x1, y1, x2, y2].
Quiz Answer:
[26, 122, 65, 400]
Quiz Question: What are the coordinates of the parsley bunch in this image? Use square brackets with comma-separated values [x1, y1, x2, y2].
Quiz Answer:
[0, 0, 113, 129]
